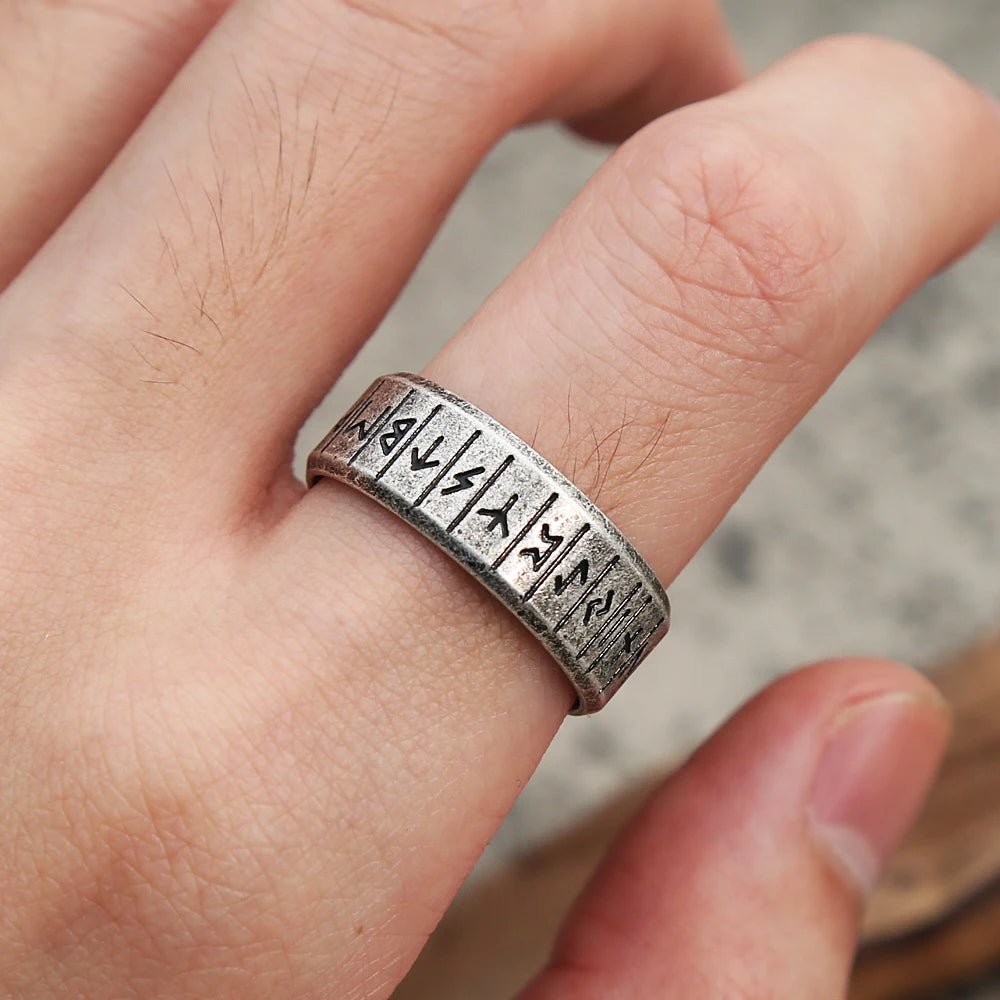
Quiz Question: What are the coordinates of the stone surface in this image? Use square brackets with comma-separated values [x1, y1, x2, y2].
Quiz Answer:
[294, 2, 1000, 994]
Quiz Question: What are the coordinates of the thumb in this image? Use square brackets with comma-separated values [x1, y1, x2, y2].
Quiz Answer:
[520, 659, 951, 1000]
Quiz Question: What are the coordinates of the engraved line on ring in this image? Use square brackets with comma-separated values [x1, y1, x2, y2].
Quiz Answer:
[414, 430, 482, 508]
[491, 492, 559, 570]
[522, 523, 592, 602]
[598, 610, 655, 676]
[334, 386, 378, 439]
[553, 555, 620, 634]
[600, 616, 666, 693]
[348, 388, 415, 465]
[374, 405, 443, 482]
[575, 582, 642, 659]
[447, 456, 515, 533]
[317, 387, 375, 455]
[585, 595, 653, 674]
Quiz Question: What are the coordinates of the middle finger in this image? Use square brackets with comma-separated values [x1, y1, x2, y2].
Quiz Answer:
[0, 0, 739, 525]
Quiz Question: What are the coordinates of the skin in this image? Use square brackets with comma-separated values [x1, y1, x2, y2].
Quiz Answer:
[0, 1, 997, 997]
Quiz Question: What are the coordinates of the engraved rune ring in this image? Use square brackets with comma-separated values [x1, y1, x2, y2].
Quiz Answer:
[306, 373, 670, 714]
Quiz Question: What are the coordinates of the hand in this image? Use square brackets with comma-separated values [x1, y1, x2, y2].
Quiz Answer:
[0, 2, 995, 997]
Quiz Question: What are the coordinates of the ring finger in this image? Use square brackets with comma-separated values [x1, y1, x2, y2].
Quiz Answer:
[264, 33, 1000, 991]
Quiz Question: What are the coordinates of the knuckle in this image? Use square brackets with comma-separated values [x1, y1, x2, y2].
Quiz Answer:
[601, 114, 851, 378]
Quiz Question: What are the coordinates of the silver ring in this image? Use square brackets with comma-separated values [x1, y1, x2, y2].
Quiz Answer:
[306, 373, 670, 714]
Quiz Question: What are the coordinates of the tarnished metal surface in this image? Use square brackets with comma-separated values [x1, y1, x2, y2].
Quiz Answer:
[307, 373, 670, 713]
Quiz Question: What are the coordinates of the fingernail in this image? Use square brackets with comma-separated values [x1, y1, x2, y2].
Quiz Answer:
[808, 690, 951, 896]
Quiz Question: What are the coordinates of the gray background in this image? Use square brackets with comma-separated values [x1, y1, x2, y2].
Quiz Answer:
[296, 1, 1000, 995]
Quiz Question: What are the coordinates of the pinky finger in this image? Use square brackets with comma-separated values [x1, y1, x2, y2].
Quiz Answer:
[520, 660, 950, 1000]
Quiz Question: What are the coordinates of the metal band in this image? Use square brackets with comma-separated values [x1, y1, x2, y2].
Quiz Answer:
[306, 373, 670, 714]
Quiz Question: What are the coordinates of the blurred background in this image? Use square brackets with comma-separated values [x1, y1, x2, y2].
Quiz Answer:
[295, 1, 1000, 996]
